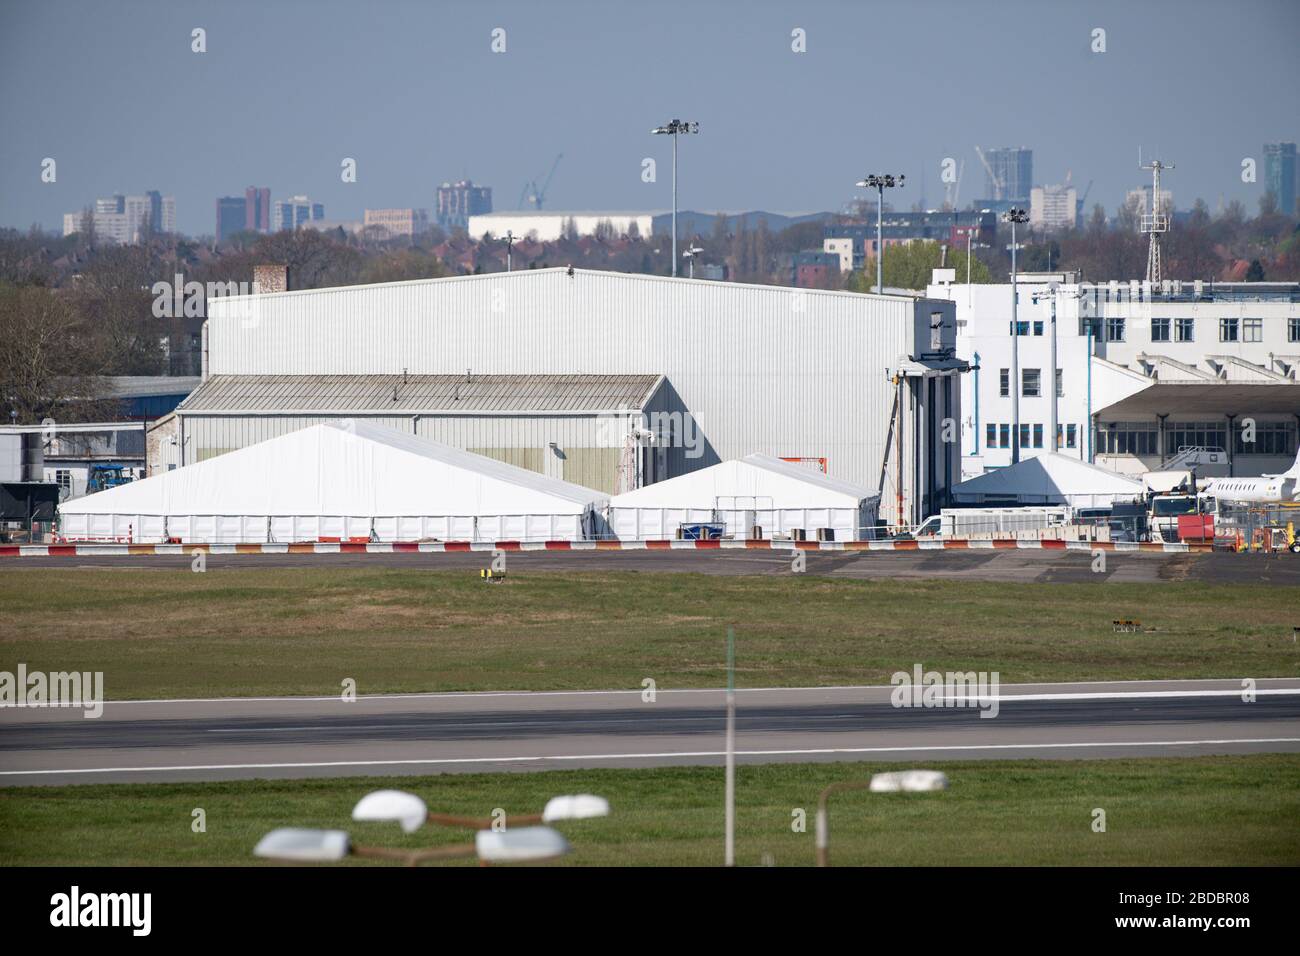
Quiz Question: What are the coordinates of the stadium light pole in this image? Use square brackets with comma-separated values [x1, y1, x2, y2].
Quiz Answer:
[815, 770, 949, 867]
[1003, 206, 1029, 464]
[856, 174, 906, 293]
[652, 119, 700, 277]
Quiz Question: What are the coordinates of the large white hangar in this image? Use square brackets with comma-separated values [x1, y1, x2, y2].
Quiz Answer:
[59, 420, 609, 543]
[199, 268, 964, 524]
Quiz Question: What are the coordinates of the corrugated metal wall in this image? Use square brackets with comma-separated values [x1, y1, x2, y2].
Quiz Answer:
[184, 412, 630, 493]
[205, 270, 952, 507]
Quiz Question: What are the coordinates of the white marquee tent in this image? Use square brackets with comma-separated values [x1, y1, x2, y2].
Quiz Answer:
[58, 420, 609, 543]
[607, 454, 880, 540]
[951, 454, 1143, 509]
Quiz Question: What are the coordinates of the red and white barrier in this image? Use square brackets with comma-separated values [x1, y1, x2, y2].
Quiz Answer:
[0, 538, 1212, 558]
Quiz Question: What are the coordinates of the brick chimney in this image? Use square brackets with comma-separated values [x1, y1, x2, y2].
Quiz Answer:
[252, 264, 289, 294]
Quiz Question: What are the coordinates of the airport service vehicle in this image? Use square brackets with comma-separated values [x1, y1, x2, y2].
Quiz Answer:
[907, 507, 1070, 539]
[1148, 493, 1199, 543]
[85, 464, 135, 494]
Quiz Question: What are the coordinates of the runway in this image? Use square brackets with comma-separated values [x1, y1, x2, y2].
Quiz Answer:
[6, 546, 1299, 585]
[3, 679, 1298, 786]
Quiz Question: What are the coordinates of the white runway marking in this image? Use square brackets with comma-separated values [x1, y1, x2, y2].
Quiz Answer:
[4, 737, 1298, 776]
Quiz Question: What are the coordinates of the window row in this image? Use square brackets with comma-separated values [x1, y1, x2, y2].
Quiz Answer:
[998, 368, 1063, 398]
[1078, 316, 1298, 343]
[1094, 421, 1299, 456]
[985, 423, 1078, 450]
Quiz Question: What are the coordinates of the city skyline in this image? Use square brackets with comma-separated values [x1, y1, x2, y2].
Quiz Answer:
[1, 0, 1297, 236]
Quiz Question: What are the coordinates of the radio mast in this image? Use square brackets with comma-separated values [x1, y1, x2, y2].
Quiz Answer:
[1139, 152, 1174, 284]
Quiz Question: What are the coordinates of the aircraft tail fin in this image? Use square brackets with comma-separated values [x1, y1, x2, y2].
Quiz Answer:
[1286, 447, 1300, 480]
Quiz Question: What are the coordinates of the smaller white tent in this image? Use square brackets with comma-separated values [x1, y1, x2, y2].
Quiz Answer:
[607, 454, 879, 541]
[951, 454, 1143, 509]
[59, 420, 608, 543]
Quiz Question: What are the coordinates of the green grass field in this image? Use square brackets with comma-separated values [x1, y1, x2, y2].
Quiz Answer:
[1, 755, 1296, 866]
[1, 568, 1297, 699]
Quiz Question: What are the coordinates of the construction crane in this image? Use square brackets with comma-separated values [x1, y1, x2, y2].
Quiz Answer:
[518, 154, 563, 211]
[943, 158, 965, 211]
[974, 145, 1002, 201]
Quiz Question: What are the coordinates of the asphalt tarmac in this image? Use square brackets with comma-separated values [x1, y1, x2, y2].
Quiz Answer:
[3, 680, 1298, 786]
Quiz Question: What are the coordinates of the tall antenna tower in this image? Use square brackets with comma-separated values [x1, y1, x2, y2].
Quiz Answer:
[1139, 152, 1174, 283]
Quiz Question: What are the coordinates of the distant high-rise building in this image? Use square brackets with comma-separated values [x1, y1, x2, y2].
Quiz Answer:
[436, 180, 492, 230]
[272, 195, 325, 232]
[1030, 184, 1078, 230]
[1263, 142, 1297, 217]
[983, 147, 1033, 205]
[363, 208, 430, 240]
[62, 190, 174, 243]
[1126, 186, 1173, 218]
[216, 197, 247, 243]
[245, 186, 271, 232]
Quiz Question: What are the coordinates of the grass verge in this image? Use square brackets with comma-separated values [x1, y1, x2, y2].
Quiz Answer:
[2, 569, 1297, 698]
[1, 754, 1297, 866]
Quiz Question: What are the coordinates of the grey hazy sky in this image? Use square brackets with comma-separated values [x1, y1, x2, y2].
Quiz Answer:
[1, 0, 1296, 236]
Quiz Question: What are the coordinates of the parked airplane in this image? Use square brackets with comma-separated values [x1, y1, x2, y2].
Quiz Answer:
[1201, 448, 1300, 504]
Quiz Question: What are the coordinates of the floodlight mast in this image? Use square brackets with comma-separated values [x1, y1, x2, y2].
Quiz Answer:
[653, 119, 699, 276]
[855, 174, 906, 293]
[1003, 206, 1030, 464]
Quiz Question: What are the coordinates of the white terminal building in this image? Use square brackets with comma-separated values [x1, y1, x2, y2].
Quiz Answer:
[925, 271, 1300, 481]
[166, 267, 963, 526]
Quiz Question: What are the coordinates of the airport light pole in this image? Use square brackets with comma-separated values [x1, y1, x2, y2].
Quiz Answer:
[501, 230, 515, 272]
[683, 244, 704, 278]
[1003, 207, 1029, 464]
[856, 174, 906, 293]
[815, 770, 949, 867]
[652, 119, 700, 277]
[724, 626, 736, 867]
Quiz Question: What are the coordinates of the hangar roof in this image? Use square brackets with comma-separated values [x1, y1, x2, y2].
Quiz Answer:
[609, 454, 878, 509]
[179, 373, 665, 415]
[1095, 381, 1300, 417]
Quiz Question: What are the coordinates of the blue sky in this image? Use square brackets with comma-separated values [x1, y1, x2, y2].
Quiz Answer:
[1, 0, 1296, 235]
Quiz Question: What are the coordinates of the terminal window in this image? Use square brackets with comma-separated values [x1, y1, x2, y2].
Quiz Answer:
[1022, 368, 1041, 397]
[1290, 317, 1300, 342]
[1097, 423, 1158, 455]
[1175, 318, 1195, 341]
[1151, 318, 1170, 341]
[1106, 317, 1126, 342]
[986, 423, 997, 448]
[1242, 318, 1262, 343]
[1032, 424, 1043, 448]
[999, 424, 1010, 448]
[999, 368, 1009, 397]
[1168, 421, 1226, 452]
[1219, 318, 1239, 342]
[1233, 421, 1297, 456]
